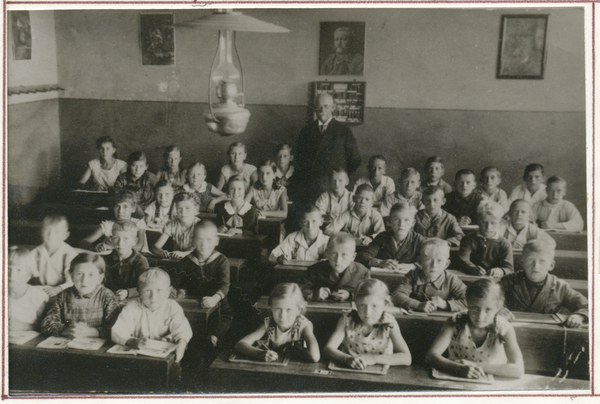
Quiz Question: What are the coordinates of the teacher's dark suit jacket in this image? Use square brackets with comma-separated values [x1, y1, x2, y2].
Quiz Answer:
[295, 118, 362, 203]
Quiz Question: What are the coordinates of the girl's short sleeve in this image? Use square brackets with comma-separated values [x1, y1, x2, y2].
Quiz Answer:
[133, 218, 147, 230]
[494, 314, 512, 337]
[163, 221, 176, 237]
[116, 159, 127, 172]
[100, 221, 115, 237]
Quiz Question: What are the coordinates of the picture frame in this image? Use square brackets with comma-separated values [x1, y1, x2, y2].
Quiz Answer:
[10, 11, 32, 61]
[497, 14, 548, 79]
[140, 14, 175, 66]
[319, 21, 366, 76]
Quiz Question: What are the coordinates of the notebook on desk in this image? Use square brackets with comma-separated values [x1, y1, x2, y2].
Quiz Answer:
[9, 330, 40, 345]
[512, 312, 563, 325]
[431, 368, 494, 384]
[370, 267, 411, 276]
[328, 361, 390, 375]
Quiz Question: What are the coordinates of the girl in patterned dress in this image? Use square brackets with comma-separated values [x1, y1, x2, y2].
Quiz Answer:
[178, 162, 227, 213]
[235, 283, 320, 362]
[426, 278, 524, 379]
[246, 160, 288, 218]
[324, 279, 412, 369]
[151, 193, 201, 259]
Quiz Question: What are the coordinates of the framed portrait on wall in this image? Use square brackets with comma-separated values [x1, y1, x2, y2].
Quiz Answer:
[140, 14, 175, 66]
[319, 21, 365, 76]
[10, 11, 32, 60]
[497, 14, 548, 79]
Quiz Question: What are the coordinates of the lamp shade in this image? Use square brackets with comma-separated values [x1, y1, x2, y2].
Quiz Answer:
[175, 10, 289, 33]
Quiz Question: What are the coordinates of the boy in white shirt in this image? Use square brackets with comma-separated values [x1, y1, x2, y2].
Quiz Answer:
[325, 184, 386, 246]
[315, 168, 354, 224]
[33, 215, 77, 297]
[269, 206, 330, 263]
[112, 268, 192, 363]
[508, 163, 547, 206]
[532, 176, 584, 232]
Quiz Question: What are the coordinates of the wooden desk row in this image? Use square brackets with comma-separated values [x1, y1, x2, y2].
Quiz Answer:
[207, 353, 589, 393]
[254, 298, 590, 379]
[9, 219, 267, 261]
[273, 261, 589, 297]
[461, 226, 587, 252]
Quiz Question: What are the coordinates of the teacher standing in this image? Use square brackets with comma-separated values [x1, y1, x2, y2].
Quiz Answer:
[294, 93, 362, 205]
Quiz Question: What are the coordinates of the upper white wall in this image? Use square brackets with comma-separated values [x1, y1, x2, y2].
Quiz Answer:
[55, 7, 585, 111]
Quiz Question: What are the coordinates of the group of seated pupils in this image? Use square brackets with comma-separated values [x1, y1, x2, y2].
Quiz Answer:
[7, 135, 587, 388]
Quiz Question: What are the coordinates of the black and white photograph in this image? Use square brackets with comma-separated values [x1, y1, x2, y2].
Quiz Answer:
[3, 3, 595, 399]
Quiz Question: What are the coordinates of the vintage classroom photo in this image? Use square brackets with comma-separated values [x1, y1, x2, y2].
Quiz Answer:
[3, 2, 595, 398]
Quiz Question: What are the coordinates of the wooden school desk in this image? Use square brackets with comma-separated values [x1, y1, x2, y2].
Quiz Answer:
[199, 212, 286, 253]
[144, 255, 247, 283]
[255, 298, 590, 379]
[9, 335, 176, 393]
[460, 226, 588, 252]
[9, 219, 97, 246]
[207, 353, 589, 393]
[272, 261, 588, 297]
[145, 227, 266, 260]
[20, 202, 110, 224]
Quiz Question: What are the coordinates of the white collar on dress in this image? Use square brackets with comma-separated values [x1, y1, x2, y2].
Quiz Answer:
[224, 201, 252, 216]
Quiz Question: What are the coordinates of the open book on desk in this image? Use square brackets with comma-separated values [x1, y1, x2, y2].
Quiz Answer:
[107, 340, 177, 358]
[37, 336, 106, 351]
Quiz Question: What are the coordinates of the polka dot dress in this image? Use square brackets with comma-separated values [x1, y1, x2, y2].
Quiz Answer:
[448, 313, 508, 365]
[342, 311, 394, 356]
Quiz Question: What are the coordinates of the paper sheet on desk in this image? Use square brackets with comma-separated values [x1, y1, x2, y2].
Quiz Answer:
[431, 368, 494, 384]
[37, 336, 71, 349]
[328, 361, 389, 375]
[370, 267, 411, 276]
[229, 353, 290, 366]
[9, 330, 40, 345]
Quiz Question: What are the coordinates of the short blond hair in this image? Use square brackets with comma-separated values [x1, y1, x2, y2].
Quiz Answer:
[420, 238, 450, 260]
[354, 279, 392, 306]
[522, 240, 555, 260]
[327, 232, 356, 251]
[268, 283, 307, 315]
[477, 200, 504, 221]
[138, 268, 171, 289]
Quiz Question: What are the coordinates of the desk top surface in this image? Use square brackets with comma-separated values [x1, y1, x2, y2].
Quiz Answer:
[10, 335, 175, 363]
[209, 354, 590, 392]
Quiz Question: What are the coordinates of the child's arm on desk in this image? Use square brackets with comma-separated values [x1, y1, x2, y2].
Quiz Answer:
[379, 316, 412, 366]
[300, 321, 320, 362]
[79, 226, 106, 251]
[262, 189, 289, 218]
[426, 320, 487, 379]
[235, 324, 277, 362]
[78, 166, 92, 189]
[324, 315, 356, 367]
[455, 238, 486, 276]
[150, 233, 172, 258]
[477, 321, 524, 378]
[134, 228, 145, 252]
